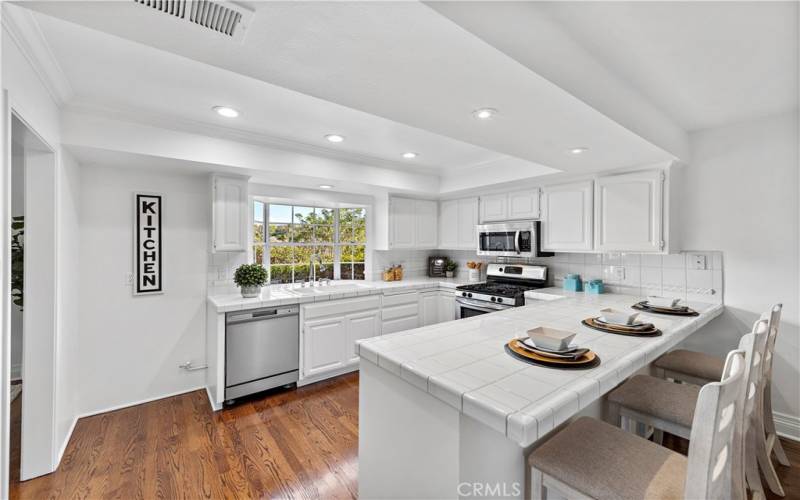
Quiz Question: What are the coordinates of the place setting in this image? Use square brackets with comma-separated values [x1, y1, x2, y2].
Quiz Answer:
[631, 295, 700, 317]
[581, 308, 662, 337]
[505, 327, 601, 369]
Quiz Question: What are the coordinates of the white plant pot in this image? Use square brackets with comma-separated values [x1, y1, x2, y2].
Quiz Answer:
[468, 269, 481, 282]
[445, 271, 454, 278]
[240, 285, 262, 298]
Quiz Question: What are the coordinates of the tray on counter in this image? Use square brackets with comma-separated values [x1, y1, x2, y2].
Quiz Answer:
[632, 301, 700, 317]
[505, 339, 600, 370]
[581, 317, 662, 337]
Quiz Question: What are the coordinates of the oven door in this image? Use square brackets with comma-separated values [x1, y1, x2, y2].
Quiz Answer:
[477, 223, 535, 257]
[455, 297, 514, 319]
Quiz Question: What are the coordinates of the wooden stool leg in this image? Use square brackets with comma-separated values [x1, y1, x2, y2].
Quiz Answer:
[652, 428, 664, 445]
[755, 393, 786, 496]
[746, 426, 766, 500]
[764, 385, 791, 467]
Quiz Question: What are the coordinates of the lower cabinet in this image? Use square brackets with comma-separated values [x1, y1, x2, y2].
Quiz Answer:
[345, 310, 382, 365]
[302, 316, 348, 378]
[438, 291, 456, 322]
[422, 290, 456, 325]
[382, 291, 420, 334]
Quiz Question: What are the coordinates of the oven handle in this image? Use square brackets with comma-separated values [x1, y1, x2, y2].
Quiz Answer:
[455, 297, 514, 312]
[514, 230, 521, 254]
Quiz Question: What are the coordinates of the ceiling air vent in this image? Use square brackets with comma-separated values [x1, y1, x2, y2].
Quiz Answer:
[132, 0, 253, 43]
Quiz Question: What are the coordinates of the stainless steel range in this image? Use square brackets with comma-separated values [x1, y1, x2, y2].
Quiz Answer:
[455, 263, 548, 318]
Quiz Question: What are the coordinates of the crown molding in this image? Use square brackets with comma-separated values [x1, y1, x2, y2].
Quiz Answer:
[1, 4, 74, 106]
[63, 101, 449, 176]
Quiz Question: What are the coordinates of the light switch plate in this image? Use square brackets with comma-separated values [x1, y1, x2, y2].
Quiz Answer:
[691, 254, 707, 270]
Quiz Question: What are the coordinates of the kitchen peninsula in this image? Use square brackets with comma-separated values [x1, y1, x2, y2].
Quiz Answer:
[356, 289, 723, 499]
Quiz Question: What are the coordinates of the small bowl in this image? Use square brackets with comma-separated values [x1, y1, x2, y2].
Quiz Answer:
[646, 296, 681, 308]
[527, 327, 577, 352]
[599, 308, 640, 326]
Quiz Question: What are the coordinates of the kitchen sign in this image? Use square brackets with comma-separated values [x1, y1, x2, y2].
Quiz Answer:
[134, 193, 163, 295]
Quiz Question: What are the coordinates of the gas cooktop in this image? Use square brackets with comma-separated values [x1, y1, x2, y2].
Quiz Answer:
[456, 263, 549, 307]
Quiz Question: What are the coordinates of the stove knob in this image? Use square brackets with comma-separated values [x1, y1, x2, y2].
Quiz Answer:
[462, 292, 467, 297]
[467, 293, 473, 298]
[496, 297, 503, 304]
[490, 297, 496, 302]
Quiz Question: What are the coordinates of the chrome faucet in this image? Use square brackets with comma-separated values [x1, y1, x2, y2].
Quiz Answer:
[309, 253, 326, 285]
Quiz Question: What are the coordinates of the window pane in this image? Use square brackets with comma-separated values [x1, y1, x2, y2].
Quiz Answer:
[270, 204, 292, 223]
[294, 264, 310, 281]
[340, 263, 353, 280]
[353, 263, 365, 280]
[318, 208, 334, 224]
[270, 223, 291, 243]
[338, 224, 353, 243]
[254, 201, 265, 223]
[315, 263, 334, 280]
[270, 265, 293, 284]
[353, 218, 366, 243]
[316, 245, 334, 264]
[270, 246, 294, 265]
[294, 206, 313, 224]
[316, 225, 334, 243]
[254, 222, 264, 243]
[341, 245, 353, 262]
[293, 224, 314, 244]
[294, 245, 313, 263]
[352, 244, 365, 263]
[253, 245, 265, 265]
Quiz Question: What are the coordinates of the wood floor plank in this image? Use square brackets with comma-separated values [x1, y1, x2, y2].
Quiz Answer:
[9, 373, 800, 499]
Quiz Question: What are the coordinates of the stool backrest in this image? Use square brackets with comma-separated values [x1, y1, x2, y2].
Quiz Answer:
[684, 349, 746, 500]
[762, 304, 783, 384]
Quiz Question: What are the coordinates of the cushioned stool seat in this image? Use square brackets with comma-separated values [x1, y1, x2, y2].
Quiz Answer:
[528, 417, 687, 500]
[654, 349, 725, 382]
[608, 375, 701, 428]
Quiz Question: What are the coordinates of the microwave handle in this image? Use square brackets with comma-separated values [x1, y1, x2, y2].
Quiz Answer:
[514, 230, 520, 254]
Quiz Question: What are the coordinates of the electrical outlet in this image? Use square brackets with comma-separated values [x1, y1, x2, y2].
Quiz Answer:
[691, 254, 707, 270]
[124, 272, 133, 285]
[217, 267, 227, 280]
[613, 266, 626, 281]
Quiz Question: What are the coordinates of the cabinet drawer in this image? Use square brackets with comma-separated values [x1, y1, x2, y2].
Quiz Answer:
[382, 303, 419, 321]
[382, 291, 419, 307]
[382, 315, 419, 335]
[302, 295, 381, 320]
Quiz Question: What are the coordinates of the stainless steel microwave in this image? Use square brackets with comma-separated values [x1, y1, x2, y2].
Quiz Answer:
[476, 221, 552, 258]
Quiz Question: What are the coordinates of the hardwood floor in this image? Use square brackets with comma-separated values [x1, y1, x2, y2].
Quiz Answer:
[8, 373, 800, 499]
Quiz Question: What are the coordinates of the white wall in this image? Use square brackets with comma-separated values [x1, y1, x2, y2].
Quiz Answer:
[76, 164, 208, 415]
[678, 111, 800, 429]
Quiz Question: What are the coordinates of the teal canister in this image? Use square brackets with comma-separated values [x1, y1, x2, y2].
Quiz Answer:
[563, 274, 583, 292]
[586, 279, 605, 294]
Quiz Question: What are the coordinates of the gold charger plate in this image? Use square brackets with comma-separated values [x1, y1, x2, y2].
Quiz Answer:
[505, 339, 601, 370]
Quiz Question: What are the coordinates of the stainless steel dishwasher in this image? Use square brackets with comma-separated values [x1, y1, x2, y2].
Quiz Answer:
[225, 305, 299, 403]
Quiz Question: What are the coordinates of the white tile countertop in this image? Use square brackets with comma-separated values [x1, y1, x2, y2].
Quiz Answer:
[356, 288, 724, 447]
[207, 278, 472, 312]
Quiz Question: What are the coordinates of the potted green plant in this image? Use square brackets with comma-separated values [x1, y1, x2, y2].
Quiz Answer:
[233, 263, 268, 298]
[444, 259, 457, 278]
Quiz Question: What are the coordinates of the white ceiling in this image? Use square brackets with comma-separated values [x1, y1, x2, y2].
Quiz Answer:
[22, 0, 676, 178]
[529, 1, 799, 131]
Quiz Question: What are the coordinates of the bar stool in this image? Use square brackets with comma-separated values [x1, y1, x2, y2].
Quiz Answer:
[654, 304, 789, 495]
[527, 348, 747, 500]
[608, 319, 768, 499]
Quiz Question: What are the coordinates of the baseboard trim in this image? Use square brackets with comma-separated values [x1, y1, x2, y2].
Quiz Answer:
[55, 416, 78, 467]
[774, 411, 800, 442]
[205, 386, 222, 412]
[76, 386, 206, 420]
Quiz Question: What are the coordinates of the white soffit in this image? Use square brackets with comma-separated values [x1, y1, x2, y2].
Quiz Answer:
[23, 1, 675, 174]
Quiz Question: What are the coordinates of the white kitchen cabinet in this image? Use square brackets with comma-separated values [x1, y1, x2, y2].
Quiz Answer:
[439, 197, 479, 250]
[345, 310, 381, 365]
[457, 198, 479, 249]
[390, 197, 416, 249]
[508, 189, 540, 220]
[420, 291, 440, 327]
[302, 316, 347, 378]
[479, 193, 508, 222]
[541, 180, 594, 252]
[595, 170, 665, 252]
[437, 291, 455, 322]
[439, 200, 459, 249]
[382, 292, 420, 334]
[415, 200, 439, 248]
[211, 175, 249, 252]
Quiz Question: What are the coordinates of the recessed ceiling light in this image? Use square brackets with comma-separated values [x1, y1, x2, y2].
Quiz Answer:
[472, 108, 498, 120]
[213, 106, 239, 118]
[568, 147, 589, 155]
[319, 184, 334, 189]
[402, 152, 418, 159]
[325, 134, 345, 143]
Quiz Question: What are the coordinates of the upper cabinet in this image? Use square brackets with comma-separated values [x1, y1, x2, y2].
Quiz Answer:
[439, 197, 479, 250]
[594, 170, 664, 252]
[541, 180, 594, 252]
[387, 197, 438, 249]
[480, 189, 540, 222]
[211, 175, 249, 252]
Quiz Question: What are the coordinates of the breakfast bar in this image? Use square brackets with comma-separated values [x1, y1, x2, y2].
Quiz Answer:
[356, 289, 723, 499]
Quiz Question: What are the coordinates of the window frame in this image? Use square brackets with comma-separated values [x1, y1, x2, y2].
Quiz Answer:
[252, 202, 366, 283]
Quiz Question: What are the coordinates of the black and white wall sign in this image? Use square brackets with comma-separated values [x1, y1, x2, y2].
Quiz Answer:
[135, 193, 163, 295]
